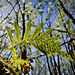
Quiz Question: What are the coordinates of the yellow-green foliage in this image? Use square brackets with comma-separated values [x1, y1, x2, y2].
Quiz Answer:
[5, 20, 73, 71]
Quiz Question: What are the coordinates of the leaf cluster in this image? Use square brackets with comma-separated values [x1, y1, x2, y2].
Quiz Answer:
[5, 20, 73, 72]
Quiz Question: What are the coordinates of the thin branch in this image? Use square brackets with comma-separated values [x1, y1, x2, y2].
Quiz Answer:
[0, 1, 18, 24]
[52, 29, 75, 36]
[58, 0, 75, 25]
[58, 38, 75, 47]
[0, 49, 9, 59]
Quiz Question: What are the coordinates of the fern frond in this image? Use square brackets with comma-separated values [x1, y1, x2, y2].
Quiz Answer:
[14, 22, 21, 43]
[30, 22, 43, 40]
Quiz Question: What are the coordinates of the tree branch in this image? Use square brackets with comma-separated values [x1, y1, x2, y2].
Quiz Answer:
[58, 38, 75, 47]
[0, 0, 18, 24]
[58, 0, 75, 25]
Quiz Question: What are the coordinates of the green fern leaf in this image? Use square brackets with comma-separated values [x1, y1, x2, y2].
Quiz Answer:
[36, 29, 52, 40]
[49, 51, 52, 57]
[23, 41, 31, 52]
[28, 40, 40, 51]
[6, 26, 15, 46]
[14, 22, 21, 43]
[32, 40, 46, 54]
[35, 40, 42, 50]
[30, 22, 43, 40]
[60, 51, 73, 62]
[42, 36, 58, 43]
[18, 63, 21, 70]
[47, 42, 61, 48]
[11, 47, 16, 59]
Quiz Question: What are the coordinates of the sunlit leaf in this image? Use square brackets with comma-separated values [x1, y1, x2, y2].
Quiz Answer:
[11, 47, 16, 60]
[28, 40, 39, 51]
[42, 36, 58, 43]
[47, 42, 61, 48]
[3, 2, 6, 7]
[60, 51, 73, 62]
[23, 41, 31, 52]
[13, 60, 17, 70]
[30, 22, 43, 40]
[6, 26, 15, 46]
[36, 29, 52, 40]
[35, 40, 46, 54]
[14, 22, 21, 43]
[18, 63, 21, 70]
[6, 26, 12, 38]
[49, 52, 52, 57]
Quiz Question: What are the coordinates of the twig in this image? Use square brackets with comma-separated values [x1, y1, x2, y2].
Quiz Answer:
[58, 38, 75, 47]
[0, 1, 17, 24]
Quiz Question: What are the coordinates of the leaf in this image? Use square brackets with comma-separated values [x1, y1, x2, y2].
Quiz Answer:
[22, 0, 25, 3]
[13, 22, 21, 43]
[28, 40, 39, 51]
[13, 60, 17, 70]
[18, 63, 21, 70]
[36, 29, 52, 40]
[39, 3, 42, 5]
[23, 20, 31, 41]
[6, 26, 12, 38]
[35, 40, 46, 54]
[6, 26, 15, 46]
[60, 51, 73, 62]
[29, 40, 46, 54]
[49, 51, 52, 57]
[47, 42, 61, 48]
[11, 37, 15, 46]
[23, 41, 31, 52]
[51, 50, 55, 55]
[30, 22, 43, 40]
[42, 36, 58, 43]
[17, 59, 21, 70]
[11, 47, 16, 60]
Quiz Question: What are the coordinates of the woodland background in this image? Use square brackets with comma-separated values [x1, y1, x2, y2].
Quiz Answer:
[0, 0, 75, 75]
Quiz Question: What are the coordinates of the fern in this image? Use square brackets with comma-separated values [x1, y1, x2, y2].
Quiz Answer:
[5, 21, 73, 71]
[14, 22, 21, 43]
[6, 26, 15, 46]
[36, 29, 52, 40]
[30, 22, 43, 40]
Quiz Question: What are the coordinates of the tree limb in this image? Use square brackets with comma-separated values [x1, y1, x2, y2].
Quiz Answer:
[58, 0, 75, 25]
